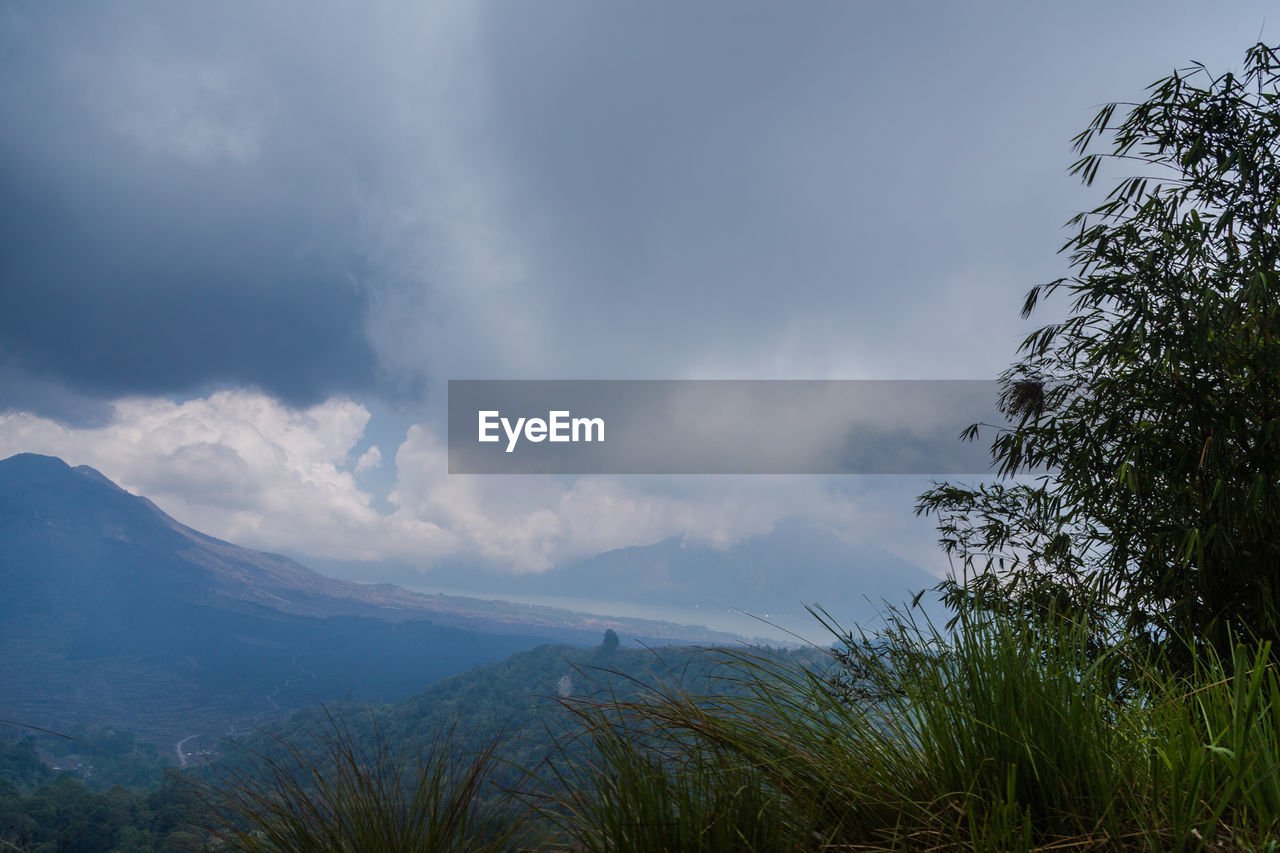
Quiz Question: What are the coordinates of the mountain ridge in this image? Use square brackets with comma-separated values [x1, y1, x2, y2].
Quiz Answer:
[0, 453, 748, 641]
[406, 516, 940, 637]
[0, 453, 745, 746]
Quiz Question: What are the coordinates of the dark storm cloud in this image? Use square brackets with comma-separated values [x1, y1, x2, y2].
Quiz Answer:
[3, 0, 1276, 424]
[0, 367, 113, 428]
[0, 3, 383, 411]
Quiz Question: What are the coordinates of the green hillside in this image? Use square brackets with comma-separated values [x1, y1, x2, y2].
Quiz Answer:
[217, 635, 828, 802]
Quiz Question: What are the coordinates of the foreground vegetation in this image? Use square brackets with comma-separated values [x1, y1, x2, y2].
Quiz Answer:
[14, 612, 1280, 851]
[183, 610, 1280, 852]
[921, 40, 1280, 662]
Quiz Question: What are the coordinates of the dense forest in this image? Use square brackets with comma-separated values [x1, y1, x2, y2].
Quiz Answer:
[0, 740, 204, 852]
[0, 636, 825, 850]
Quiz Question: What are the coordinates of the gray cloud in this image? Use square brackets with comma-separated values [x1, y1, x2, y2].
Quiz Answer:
[2, 0, 1276, 420]
[388, 0, 1277, 385]
[0, 3, 394, 410]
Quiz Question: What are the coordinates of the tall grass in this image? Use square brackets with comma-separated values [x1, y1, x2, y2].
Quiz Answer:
[202, 708, 524, 852]
[208, 613, 1280, 851]
[534, 611, 1280, 851]
[532, 679, 797, 853]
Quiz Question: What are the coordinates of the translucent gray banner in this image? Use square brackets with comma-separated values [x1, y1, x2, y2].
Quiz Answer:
[448, 380, 1002, 474]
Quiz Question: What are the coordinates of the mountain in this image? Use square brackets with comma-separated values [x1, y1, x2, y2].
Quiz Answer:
[539, 519, 934, 613]
[0, 452, 933, 752]
[416, 518, 941, 639]
[0, 454, 594, 747]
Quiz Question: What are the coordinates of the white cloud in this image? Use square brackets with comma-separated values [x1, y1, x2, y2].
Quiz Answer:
[386, 423, 934, 572]
[0, 391, 946, 575]
[354, 445, 382, 474]
[0, 391, 437, 560]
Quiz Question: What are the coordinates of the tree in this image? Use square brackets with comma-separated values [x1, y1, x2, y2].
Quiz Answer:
[919, 43, 1280, 658]
[601, 629, 620, 654]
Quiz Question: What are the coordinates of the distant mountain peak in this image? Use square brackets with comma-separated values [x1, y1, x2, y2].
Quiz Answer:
[0, 451, 72, 477]
[0, 453, 125, 491]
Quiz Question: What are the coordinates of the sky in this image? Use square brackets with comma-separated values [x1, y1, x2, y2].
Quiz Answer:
[0, 1, 1275, 580]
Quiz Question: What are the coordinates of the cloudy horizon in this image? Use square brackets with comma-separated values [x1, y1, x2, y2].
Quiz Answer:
[2, 2, 1274, 579]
